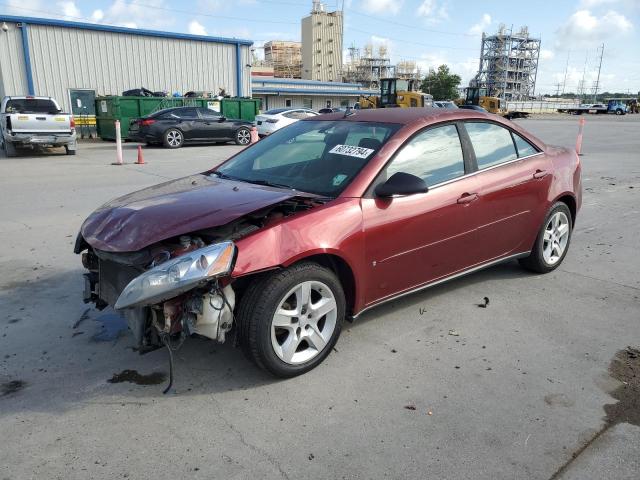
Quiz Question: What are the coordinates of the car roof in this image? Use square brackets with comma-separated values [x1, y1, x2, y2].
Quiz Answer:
[309, 107, 547, 150]
[310, 107, 488, 125]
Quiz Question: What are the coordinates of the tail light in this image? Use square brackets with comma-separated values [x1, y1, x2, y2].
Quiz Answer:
[70, 116, 76, 129]
[140, 119, 156, 127]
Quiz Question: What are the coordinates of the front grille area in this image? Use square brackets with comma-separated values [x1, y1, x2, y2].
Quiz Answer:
[98, 259, 142, 307]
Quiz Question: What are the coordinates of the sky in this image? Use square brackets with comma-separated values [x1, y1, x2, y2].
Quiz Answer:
[1, 0, 639, 94]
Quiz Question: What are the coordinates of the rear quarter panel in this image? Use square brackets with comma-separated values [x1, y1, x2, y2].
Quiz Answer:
[546, 145, 582, 218]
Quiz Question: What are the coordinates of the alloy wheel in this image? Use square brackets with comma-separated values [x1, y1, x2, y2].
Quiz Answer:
[237, 129, 251, 145]
[542, 211, 570, 265]
[270, 280, 337, 365]
[166, 130, 182, 147]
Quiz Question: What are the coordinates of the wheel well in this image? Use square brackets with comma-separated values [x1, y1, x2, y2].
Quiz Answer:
[557, 195, 576, 224]
[293, 254, 356, 316]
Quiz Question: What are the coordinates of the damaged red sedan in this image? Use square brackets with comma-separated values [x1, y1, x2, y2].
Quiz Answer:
[75, 109, 582, 377]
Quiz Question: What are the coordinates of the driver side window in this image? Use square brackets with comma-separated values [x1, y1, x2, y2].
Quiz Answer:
[387, 124, 465, 187]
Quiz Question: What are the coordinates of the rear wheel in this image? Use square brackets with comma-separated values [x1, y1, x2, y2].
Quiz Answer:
[519, 202, 573, 273]
[235, 127, 251, 146]
[237, 262, 345, 377]
[163, 129, 183, 148]
[616, 109, 623, 115]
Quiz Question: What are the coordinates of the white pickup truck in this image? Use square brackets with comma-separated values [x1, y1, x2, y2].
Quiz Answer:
[1, 96, 77, 157]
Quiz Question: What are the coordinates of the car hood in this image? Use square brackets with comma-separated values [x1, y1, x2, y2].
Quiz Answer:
[81, 174, 302, 252]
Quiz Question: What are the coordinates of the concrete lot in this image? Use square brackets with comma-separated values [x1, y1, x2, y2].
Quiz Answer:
[1, 115, 638, 479]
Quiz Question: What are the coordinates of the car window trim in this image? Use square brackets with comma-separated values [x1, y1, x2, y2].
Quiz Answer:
[463, 119, 542, 168]
[364, 120, 470, 198]
[510, 130, 539, 158]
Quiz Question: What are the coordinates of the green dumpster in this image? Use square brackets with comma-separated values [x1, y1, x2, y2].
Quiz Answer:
[95, 96, 262, 140]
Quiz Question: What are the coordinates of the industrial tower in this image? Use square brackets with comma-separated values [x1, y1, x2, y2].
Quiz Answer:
[476, 25, 541, 100]
[301, 0, 343, 81]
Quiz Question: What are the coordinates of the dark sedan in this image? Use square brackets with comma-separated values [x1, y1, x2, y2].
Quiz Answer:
[458, 104, 488, 112]
[78, 108, 581, 378]
[128, 106, 253, 148]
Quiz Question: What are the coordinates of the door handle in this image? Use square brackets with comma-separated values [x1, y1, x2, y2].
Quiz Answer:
[533, 169, 549, 179]
[457, 193, 479, 204]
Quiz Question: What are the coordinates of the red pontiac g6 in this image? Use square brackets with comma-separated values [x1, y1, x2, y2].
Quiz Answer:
[76, 109, 582, 377]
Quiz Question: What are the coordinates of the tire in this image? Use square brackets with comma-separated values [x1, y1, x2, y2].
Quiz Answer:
[237, 262, 345, 377]
[234, 127, 251, 146]
[616, 109, 623, 115]
[3, 140, 17, 157]
[65, 146, 76, 155]
[519, 202, 573, 274]
[163, 129, 184, 148]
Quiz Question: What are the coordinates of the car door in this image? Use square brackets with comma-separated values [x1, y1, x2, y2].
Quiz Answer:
[462, 121, 553, 262]
[175, 107, 202, 140]
[197, 108, 231, 140]
[361, 123, 480, 306]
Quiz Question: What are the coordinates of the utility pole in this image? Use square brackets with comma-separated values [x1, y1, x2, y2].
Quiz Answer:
[555, 82, 562, 97]
[561, 50, 570, 95]
[592, 43, 604, 102]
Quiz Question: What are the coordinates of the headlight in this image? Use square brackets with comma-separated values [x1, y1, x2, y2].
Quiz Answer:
[114, 241, 236, 310]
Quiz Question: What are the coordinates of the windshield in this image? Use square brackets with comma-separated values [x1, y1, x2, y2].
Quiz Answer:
[6, 98, 59, 114]
[215, 120, 401, 197]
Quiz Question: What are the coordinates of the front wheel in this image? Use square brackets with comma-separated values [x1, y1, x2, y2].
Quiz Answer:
[519, 202, 573, 273]
[65, 146, 76, 155]
[163, 128, 184, 148]
[237, 262, 345, 377]
[234, 127, 251, 146]
[3, 140, 17, 157]
[616, 109, 623, 115]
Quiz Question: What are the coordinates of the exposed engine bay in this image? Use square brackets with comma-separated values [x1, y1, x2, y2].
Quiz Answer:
[77, 196, 324, 357]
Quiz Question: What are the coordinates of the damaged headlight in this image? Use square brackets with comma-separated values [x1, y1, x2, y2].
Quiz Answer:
[114, 241, 236, 310]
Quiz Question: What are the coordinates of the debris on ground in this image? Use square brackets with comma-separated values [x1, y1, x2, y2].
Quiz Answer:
[107, 370, 166, 386]
[478, 297, 490, 308]
[308, 453, 314, 460]
[1, 380, 26, 397]
[448, 329, 460, 336]
[391, 349, 397, 353]
[73, 308, 91, 328]
[427, 410, 433, 415]
[605, 347, 640, 427]
[404, 404, 417, 410]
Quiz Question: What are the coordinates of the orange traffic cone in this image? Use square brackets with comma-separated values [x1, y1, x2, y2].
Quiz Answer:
[250, 126, 259, 144]
[136, 145, 145, 164]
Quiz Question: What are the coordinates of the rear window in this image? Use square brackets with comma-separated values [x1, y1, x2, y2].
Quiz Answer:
[512, 133, 538, 157]
[465, 122, 517, 169]
[5, 98, 59, 114]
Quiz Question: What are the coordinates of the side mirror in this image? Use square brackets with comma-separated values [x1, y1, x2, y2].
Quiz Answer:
[374, 172, 429, 197]
[218, 116, 226, 122]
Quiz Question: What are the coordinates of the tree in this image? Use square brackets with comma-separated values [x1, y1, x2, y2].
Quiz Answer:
[421, 65, 462, 101]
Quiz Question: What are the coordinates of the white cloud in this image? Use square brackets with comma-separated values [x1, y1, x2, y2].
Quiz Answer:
[91, 9, 104, 21]
[188, 20, 207, 36]
[555, 9, 633, 47]
[416, 0, 448, 24]
[468, 13, 492, 35]
[58, 1, 81, 19]
[97, 0, 175, 30]
[361, 0, 403, 15]
[540, 49, 555, 61]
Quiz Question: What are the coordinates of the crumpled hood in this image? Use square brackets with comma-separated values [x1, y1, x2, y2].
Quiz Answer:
[81, 174, 299, 252]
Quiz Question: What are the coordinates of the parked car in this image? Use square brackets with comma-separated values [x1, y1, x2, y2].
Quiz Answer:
[458, 104, 488, 113]
[433, 101, 459, 109]
[318, 107, 346, 114]
[128, 106, 253, 148]
[1, 96, 76, 157]
[255, 108, 318, 136]
[76, 108, 581, 378]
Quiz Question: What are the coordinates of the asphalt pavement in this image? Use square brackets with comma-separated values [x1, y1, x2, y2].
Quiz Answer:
[1, 114, 638, 479]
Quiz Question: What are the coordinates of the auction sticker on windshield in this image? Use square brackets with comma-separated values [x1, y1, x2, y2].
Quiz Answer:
[329, 144, 375, 159]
